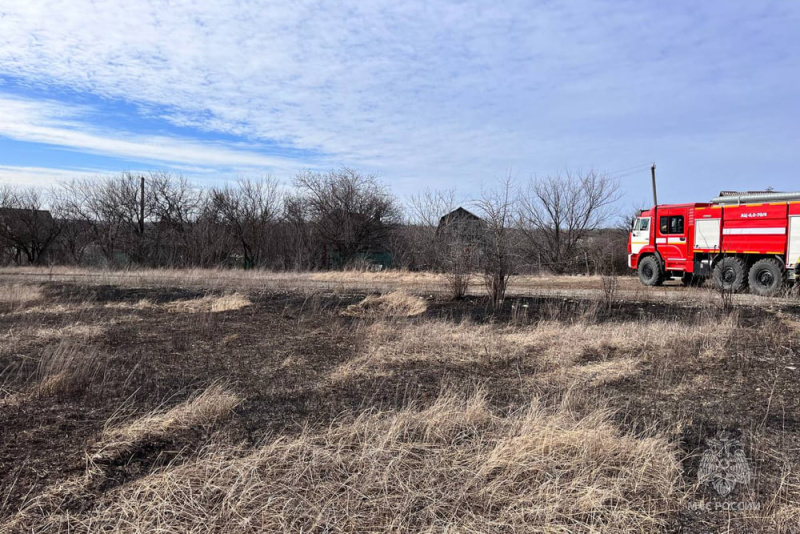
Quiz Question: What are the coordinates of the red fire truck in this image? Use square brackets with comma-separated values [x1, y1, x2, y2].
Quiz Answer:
[628, 191, 800, 295]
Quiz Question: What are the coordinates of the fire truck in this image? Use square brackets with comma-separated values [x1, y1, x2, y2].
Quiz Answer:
[628, 191, 800, 296]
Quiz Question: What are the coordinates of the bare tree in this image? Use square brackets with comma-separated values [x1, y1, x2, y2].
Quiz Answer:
[0, 185, 61, 265]
[406, 188, 459, 270]
[145, 173, 204, 266]
[518, 170, 620, 274]
[207, 177, 282, 268]
[104, 172, 151, 262]
[475, 175, 518, 308]
[409, 189, 459, 228]
[56, 173, 154, 264]
[294, 168, 400, 268]
[281, 193, 322, 270]
[150, 173, 202, 231]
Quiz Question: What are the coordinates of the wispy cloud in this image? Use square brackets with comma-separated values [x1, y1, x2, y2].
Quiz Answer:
[0, 96, 315, 172]
[0, 165, 107, 188]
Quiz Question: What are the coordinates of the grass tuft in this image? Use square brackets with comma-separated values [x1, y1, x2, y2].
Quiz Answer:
[342, 290, 427, 318]
[166, 293, 252, 313]
[34, 341, 104, 398]
[90, 385, 241, 465]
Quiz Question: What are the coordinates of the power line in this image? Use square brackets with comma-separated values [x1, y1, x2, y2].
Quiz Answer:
[607, 163, 652, 177]
[610, 167, 654, 181]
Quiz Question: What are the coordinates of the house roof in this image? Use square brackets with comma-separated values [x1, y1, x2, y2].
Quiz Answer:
[438, 207, 481, 226]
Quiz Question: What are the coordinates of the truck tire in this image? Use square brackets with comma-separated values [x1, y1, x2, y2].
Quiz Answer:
[638, 256, 664, 286]
[713, 257, 748, 293]
[748, 258, 784, 297]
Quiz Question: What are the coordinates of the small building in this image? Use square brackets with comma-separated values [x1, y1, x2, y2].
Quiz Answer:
[435, 207, 486, 266]
[436, 207, 485, 243]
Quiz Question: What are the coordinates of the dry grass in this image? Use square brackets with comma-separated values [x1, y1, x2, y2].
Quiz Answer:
[165, 293, 252, 313]
[774, 504, 800, 533]
[562, 357, 641, 386]
[332, 315, 737, 385]
[0, 283, 44, 312]
[32, 324, 106, 340]
[3, 266, 796, 306]
[3, 273, 798, 533]
[16, 302, 95, 315]
[90, 385, 241, 465]
[66, 390, 679, 533]
[5, 385, 242, 533]
[0, 323, 105, 352]
[342, 290, 427, 318]
[34, 341, 104, 398]
[103, 298, 154, 310]
[311, 268, 444, 285]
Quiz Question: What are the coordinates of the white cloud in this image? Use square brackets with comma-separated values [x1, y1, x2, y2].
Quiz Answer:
[0, 1, 799, 199]
[0, 165, 104, 188]
[0, 95, 314, 173]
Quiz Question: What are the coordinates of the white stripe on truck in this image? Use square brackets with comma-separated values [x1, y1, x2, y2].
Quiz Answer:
[722, 227, 786, 235]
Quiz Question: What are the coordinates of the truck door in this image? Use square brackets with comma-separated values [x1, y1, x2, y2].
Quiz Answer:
[630, 216, 651, 254]
[657, 209, 689, 271]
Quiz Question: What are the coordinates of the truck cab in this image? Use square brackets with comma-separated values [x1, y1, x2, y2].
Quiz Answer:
[628, 204, 708, 286]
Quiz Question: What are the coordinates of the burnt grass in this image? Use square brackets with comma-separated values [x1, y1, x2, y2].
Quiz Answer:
[2, 281, 800, 533]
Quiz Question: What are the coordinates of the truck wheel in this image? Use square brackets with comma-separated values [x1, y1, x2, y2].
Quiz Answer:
[748, 258, 784, 297]
[681, 273, 706, 287]
[638, 256, 664, 286]
[713, 257, 748, 293]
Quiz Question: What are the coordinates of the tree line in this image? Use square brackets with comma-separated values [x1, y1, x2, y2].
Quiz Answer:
[0, 168, 625, 283]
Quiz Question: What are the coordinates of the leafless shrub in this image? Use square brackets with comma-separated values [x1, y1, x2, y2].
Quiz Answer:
[444, 268, 471, 299]
[601, 272, 619, 312]
[440, 246, 476, 300]
[476, 175, 518, 308]
[774, 508, 800, 533]
[717, 279, 736, 314]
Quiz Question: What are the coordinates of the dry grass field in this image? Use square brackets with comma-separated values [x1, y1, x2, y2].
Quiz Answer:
[1, 268, 800, 533]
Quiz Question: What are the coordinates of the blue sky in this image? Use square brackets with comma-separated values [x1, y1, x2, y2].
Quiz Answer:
[0, 0, 798, 206]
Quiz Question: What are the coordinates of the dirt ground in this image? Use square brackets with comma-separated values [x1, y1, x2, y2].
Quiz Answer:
[1, 269, 799, 532]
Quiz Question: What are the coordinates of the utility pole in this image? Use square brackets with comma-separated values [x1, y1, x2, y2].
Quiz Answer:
[650, 164, 658, 206]
[651, 163, 659, 259]
[139, 175, 145, 235]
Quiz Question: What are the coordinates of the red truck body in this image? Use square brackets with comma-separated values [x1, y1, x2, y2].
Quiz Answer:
[628, 198, 800, 294]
